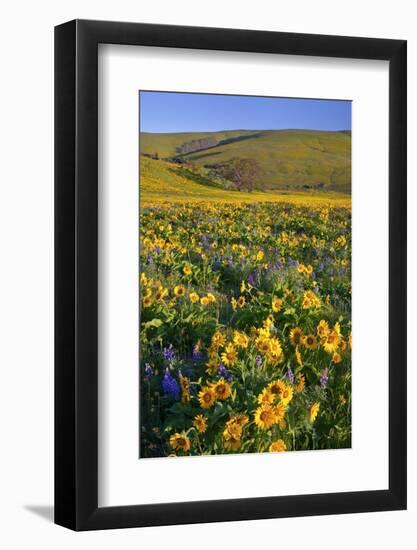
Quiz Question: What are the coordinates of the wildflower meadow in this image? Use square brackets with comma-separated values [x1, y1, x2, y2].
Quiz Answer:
[140, 199, 352, 457]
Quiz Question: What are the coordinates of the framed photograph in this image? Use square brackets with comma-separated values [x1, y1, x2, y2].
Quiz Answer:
[55, 19, 407, 530]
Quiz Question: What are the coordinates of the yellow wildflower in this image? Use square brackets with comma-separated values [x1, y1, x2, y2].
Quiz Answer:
[169, 432, 190, 452]
[269, 439, 287, 452]
[189, 292, 200, 303]
[221, 343, 237, 366]
[233, 330, 249, 349]
[309, 402, 320, 423]
[198, 386, 216, 409]
[193, 414, 207, 433]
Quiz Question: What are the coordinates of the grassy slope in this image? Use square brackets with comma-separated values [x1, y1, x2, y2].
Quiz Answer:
[140, 129, 351, 193]
[140, 156, 351, 207]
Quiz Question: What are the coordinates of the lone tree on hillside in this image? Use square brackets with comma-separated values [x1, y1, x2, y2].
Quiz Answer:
[217, 157, 263, 192]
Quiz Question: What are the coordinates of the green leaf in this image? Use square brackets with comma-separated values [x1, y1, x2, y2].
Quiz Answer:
[144, 318, 163, 329]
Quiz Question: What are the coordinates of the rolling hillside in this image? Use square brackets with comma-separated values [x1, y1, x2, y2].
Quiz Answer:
[140, 156, 351, 207]
[140, 129, 351, 193]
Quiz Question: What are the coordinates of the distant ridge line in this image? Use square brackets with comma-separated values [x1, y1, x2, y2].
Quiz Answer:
[141, 128, 351, 135]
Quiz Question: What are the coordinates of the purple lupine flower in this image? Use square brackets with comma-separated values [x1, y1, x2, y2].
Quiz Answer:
[318, 263, 324, 271]
[161, 368, 180, 400]
[327, 268, 334, 276]
[255, 355, 262, 368]
[154, 246, 161, 255]
[228, 255, 233, 268]
[144, 363, 153, 377]
[286, 367, 295, 384]
[162, 344, 175, 363]
[320, 368, 329, 389]
[218, 362, 232, 381]
[248, 272, 255, 286]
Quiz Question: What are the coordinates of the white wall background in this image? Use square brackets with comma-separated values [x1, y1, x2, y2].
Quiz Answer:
[0, 1, 414, 548]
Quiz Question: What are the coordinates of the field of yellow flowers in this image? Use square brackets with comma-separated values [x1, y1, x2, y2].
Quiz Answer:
[140, 200, 351, 457]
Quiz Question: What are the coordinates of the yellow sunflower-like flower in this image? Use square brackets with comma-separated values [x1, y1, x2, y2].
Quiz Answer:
[258, 326, 271, 339]
[169, 432, 191, 452]
[256, 250, 264, 262]
[193, 414, 207, 433]
[302, 290, 321, 309]
[221, 343, 237, 366]
[233, 330, 249, 349]
[257, 387, 275, 405]
[269, 439, 287, 452]
[206, 292, 216, 304]
[189, 291, 200, 303]
[272, 402, 287, 423]
[211, 331, 225, 349]
[303, 334, 318, 350]
[272, 297, 283, 313]
[256, 336, 271, 355]
[289, 327, 304, 347]
[183, 264, 192, 276]
[155, 286, 168, 301]
[211, 379, 232, 401]
[174, 285, 186, 297]
[295, 374, 305, 393]
[267, 380, 286, 401]
[198, 386, 216, 409]
[200, 296, 210, 306]
[332, 351, 342, 364]
[231, 297, 237, 311]
[205, 357, 219, 375]
[309, 402, 320, 423]
[223, 422, 242, 451]
[339, 394, 347, 405]
[303, 295, 312, 308]
[179, 373, 190, 404]
[143, 294, 153, 308]
[279, 384, 293, 406]
[338, 339, 347, 352]
[323, 330, 340, 353]
[254, 403, 277, 430]
[266, 337, 284, 364]
[226, 414, 249, 428]
[237, 296, 246, 308]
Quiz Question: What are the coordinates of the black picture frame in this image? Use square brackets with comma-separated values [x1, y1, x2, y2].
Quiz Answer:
[55, 19, 407, 531]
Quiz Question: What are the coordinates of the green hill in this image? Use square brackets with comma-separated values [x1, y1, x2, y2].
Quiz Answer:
[140, 129, 351, 193]
[140, 156, 351, 208]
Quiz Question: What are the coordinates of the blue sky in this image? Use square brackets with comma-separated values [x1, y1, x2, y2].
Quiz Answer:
[139, 91, 351, 133]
